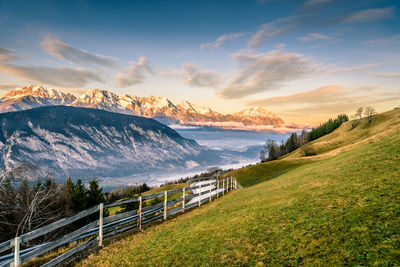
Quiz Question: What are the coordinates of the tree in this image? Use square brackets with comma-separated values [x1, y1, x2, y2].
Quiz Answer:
[87, 178, 104, 208]
[268, 145, 279, 161]
[206, 166, 221, 175]
[69, 179, 87, 211]
[364, 106, 376, 125]
[264, 139, 277, 152]
[356, 107, 363, 119]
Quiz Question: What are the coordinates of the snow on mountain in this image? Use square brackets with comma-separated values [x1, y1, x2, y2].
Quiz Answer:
[0, 106, 203, 179]
[229, 107, 284, 126]
[0, 85, 285, 128]
[0, 84, 76, 112]
[138, 95, 180, 118]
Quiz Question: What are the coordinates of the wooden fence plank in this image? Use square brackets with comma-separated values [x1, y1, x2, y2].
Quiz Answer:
[20, 221, 97, 264]
[104, 197, 138, 208]
[18, 205, 99, 244]
[40, 237, 96, 267]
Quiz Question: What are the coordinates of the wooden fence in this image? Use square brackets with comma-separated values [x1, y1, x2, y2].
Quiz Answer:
[0, 177, 241, 267]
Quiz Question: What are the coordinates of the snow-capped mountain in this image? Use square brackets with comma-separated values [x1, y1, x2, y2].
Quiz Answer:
[229, 107, 284, 126]
[0, 84, 76, 112]
[0, 106, 203, 179]
[0, 85, 285, 128]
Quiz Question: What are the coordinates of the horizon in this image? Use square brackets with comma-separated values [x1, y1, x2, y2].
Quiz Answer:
[1, 0, 400, 124]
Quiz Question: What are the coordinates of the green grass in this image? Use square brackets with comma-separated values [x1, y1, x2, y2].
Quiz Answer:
[77, 122, 400, 266]
[221, 158, 311, 187]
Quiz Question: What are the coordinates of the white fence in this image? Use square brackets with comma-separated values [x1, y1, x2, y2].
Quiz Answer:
[0, 177, 240, 267]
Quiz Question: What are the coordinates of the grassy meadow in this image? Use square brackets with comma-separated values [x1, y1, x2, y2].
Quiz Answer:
[77, 109, 400, 266]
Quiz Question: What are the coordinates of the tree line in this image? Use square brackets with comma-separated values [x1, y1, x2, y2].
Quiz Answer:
[261, 113, 349, 162]
[0, 174, 151, 243]
[262, 107, 377, 162]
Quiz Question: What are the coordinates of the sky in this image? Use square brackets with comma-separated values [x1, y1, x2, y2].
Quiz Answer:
[0, 0, 399, 124]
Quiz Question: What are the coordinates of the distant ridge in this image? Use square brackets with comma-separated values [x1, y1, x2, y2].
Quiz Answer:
[0, 84, 285, 129]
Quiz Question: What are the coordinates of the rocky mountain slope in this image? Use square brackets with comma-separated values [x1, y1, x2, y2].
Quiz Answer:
[0, 106, 204, 179]
[0, 85, 284, 128]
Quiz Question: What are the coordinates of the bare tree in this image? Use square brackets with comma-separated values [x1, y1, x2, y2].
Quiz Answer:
[364, 106, 376, 125]
[350, 115, 358, 130]
[264, 139, 277, 153]
[0, 176, 69, 243]
[356, 107, 364, 120]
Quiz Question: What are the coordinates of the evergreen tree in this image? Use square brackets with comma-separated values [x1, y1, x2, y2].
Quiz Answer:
[87, 178, 104, 207]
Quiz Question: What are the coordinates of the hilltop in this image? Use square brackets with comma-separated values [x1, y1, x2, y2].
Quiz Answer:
[77, 108, 400, 266]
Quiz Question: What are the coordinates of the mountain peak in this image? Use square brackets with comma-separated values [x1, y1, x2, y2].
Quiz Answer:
[0, 85, 285, 128]
[235, 107, 277, 118]
[3, 84, 76, 102]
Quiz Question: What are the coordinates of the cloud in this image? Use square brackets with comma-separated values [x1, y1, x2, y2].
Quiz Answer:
[248, 17, 296, 48]
[247, 85, 400, 122]
[341, 7, 395, 23]
[324, 63, 376, 75]
[41, 36, 118, 67]
[249, 85, 347, 106]
[297, 33, 332, 42]
[116, 57, 153, 87]
[219, 47, 318, 99]
[0, 47, 21, 61]
[201, 32, 243, 49]
[0, 63, 103, 87]
[182, 63, 221, 88]
[0, 84, 21, 91]
[374, 73, 400, 78]
[366, 34, 400, 48]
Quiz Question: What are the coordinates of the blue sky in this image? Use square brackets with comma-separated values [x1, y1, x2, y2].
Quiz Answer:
[0, 0, 399, 123]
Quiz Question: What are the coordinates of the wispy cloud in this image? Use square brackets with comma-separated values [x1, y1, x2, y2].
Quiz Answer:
[41, 36, 119, 67]
[182, 63, 221, 88]
[324, 63, 377, 75]
[201, 32, 244, 49]
[248, 17, 297, 48]
[0, 47, 21, 62]
[0, 84, 21, 91]
[219, 47, 318, 99]
[366, 34, 400, 48]
[297, 33, 332, 42]
[116, 57, 153, 87]
[0, 63, 103, 87]
[374, 73, 400, 78]
[341, 7, 395, 23]
[247, 85, 399, 122]
[249, 85, 347, 106]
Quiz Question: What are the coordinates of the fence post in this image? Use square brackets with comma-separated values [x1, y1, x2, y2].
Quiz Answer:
[14, 236, 20, 267]
[182, 188, 185, 213]
[209, 181, 212, 202]
[198, 183, 201, 207]
[234, 178, 237, 189]
[164, 191, 167, 220]
[216, 180, 219, 198]
[138, 196, 142, 230]
[99, 203, 103, 247]
[223, 179, 225, 195]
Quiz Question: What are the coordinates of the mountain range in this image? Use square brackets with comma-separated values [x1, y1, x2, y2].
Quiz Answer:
[0, 105, 213, 180]
[0, 85, 284, 128]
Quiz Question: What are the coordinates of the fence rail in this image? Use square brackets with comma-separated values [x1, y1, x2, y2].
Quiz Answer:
[0, 176, 240, 267]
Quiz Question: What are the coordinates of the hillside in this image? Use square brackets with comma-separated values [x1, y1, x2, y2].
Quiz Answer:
[225, 108, 400, 186]
[77, 109, 400, 266]
[0, 106, 202, 179]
